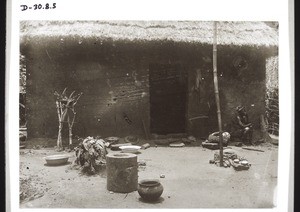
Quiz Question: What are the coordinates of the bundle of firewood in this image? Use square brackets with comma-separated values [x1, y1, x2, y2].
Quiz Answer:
[74, 136, 108, 174]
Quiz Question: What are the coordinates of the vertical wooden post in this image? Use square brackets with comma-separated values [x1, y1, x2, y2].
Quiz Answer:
[68, 113, 76, 146]
[67, 115, 72, 146]
[55, 90, 82, 149]
[213, 21, 224, 166]
[56, 101, 63, 148]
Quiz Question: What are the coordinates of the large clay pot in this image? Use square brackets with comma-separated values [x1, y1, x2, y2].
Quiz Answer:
[138, 179, 164, 201]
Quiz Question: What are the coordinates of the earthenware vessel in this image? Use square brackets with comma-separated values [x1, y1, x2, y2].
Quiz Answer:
[44, 155, 69, 166]
[138, 179, 163, 201]
[119, 145, 141, 154]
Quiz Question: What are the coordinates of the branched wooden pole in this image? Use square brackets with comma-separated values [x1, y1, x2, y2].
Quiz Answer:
[67, 115, 72, 146]
[59, 102, 64, 121]
[68, 112, 76, 146]
[55, 89, 82, 148]
[56, 100, 63, 148]
[67, 92, 82, 146]
[213, 21, 224, 167]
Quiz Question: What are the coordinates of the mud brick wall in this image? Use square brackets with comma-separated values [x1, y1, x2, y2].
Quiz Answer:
[23, 39, 152, 139]
[217, 46, 267, 132]
[21, 38, 272, 139]
[186, 46, 269, 135]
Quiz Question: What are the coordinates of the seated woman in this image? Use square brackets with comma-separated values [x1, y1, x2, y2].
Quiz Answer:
[230, 106, 253, 144]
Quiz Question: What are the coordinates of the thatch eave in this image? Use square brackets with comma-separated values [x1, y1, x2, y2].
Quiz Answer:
[20, 21, 278, 48]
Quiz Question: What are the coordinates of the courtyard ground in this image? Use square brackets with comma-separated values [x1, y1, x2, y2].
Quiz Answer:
[19, 140, 278, 209]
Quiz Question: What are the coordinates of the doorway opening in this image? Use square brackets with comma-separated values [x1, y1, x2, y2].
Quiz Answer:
[149, 63, 187, 135]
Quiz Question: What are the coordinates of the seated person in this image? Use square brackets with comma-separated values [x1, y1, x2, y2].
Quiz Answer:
[230, 106, 253, 144]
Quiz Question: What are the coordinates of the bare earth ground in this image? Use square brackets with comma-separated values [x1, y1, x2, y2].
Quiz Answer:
[20, 141, 278, 209]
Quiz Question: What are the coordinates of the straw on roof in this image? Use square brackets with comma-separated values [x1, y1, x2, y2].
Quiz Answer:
[20, 21, 278, 47]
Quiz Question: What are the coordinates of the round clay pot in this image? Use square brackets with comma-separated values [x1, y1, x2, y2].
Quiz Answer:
[138, 179, 164, 201]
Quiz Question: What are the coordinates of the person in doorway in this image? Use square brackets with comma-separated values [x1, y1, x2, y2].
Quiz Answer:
[230, 106, 253, 144]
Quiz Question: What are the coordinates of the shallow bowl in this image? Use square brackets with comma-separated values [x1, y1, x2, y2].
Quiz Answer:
[105, 137, 119, 144]
[119, 145, 141, 153]
[240, 160, 249, 165]
[233, 159, 240, 163]
[44, 155, 69, 166]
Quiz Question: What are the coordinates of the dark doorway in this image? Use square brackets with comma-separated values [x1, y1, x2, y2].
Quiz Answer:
[149, 63, 187, 134]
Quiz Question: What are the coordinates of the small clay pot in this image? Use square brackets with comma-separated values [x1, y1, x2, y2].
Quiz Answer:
[138, 179, 164, 201]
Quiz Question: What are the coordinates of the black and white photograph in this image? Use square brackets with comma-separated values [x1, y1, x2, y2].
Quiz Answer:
[6, 0, 293, 211]
[18, 20, 279, 208]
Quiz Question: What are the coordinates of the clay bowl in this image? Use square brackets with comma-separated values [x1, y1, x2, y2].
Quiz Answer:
[119, 145, 141, 154]
[138, 179, 164, 202]
[240, 160, 249, 165]
[269, 133, 279, 145]
[105, 137, 119, 144]
[44, 155, 69, 166]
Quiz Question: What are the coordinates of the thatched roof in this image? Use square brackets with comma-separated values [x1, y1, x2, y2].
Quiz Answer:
[20, 21, 278, 47]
